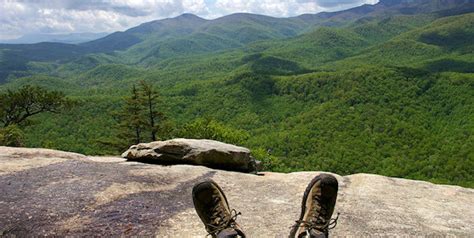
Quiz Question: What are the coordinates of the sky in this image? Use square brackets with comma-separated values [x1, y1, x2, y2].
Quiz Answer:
[0, 0, 379, 40]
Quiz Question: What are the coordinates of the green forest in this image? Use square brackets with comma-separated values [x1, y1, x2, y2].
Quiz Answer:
[1, 0, 473, 187]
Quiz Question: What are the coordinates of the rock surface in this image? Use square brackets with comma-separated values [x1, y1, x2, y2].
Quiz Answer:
[0, 146, 473, 237]
[122, 139, 257, 173]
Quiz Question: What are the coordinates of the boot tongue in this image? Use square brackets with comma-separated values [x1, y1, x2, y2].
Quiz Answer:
[216, 228, 239, 238]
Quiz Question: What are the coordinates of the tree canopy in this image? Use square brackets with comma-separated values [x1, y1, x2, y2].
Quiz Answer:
[0, 85, 71, 127]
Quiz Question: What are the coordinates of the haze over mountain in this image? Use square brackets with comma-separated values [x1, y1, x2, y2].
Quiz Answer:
[0, 0, 473, 187]
[0, 32, 109, 45]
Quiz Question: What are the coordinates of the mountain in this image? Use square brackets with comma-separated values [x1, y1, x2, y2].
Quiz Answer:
[0, 42, 87, 83]
[1, 0, 473, 82]
[0, 0, 473, 188]
[0, 32, 109, 44]
[80, 0, 474, 60]
[81, 13, 208, 53]
[296, 0, 474, 25]
[328, 12, 474, 71]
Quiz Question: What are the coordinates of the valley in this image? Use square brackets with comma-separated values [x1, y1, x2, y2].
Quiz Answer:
[0, 0, 473, 187]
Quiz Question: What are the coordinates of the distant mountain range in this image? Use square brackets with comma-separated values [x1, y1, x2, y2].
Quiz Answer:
[0, 32, 109, 44]
[64, 0, 474, 54]
[1, 0, 472, 82]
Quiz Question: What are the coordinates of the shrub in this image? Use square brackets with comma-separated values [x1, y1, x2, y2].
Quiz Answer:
[0, 125, 25, 147]
[178, 118, 249, 145]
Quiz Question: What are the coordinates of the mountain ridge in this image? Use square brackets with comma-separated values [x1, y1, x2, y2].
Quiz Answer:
[2, 0, 472, 82]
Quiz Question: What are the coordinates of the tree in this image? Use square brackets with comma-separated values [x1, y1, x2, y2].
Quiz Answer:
[0, 85, 71, 128]
[139, 80, 166, 141]
[178, 118, 250, 145]
[113, 82, 168, 150]
[116, 85, 147, 145]
[0, 125, 25, 147]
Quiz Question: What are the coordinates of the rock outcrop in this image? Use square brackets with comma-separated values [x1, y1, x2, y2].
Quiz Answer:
[122, 139, 258, 173]
[0, 146, 473, 237]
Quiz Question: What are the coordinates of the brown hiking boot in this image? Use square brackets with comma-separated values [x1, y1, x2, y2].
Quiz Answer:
[192, 180, 246, 238]
[289, 174, 339, 238]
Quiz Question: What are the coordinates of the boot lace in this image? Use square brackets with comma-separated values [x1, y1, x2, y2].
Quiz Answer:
[292, 196, 340, 234]
[206, 193, 242, 236]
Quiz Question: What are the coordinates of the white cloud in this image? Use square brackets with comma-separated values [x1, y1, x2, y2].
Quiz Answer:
[214, 0, 320, 17]
[0, 0, 379, 40]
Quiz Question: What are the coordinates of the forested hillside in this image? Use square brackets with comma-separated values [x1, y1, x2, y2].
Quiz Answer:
[0, 0, 473, 187]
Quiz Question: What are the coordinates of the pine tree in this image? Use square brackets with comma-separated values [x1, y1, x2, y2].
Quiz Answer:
[117, 85, 147, 145]
[139, 80, 166, 141]
[113, 82, 167, 149]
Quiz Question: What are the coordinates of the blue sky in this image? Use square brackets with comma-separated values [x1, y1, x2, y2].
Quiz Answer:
[0, 0, 378, 40]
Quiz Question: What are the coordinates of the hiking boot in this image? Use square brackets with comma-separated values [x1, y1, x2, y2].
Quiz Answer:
[192, 180, 246, 238]
[289, 174, 339, 238]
